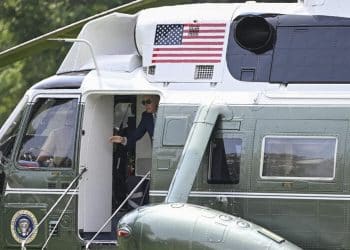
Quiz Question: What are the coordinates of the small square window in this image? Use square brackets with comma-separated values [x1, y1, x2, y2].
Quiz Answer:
[208, 138, 242, 184]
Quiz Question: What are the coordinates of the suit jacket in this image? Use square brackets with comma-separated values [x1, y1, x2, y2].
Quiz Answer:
[127, 111, 154, 149]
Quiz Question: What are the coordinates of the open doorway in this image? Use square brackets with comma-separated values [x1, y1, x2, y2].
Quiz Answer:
[78, 94, 159, 240]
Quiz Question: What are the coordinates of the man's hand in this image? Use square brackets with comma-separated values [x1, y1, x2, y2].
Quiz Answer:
[109, 135, 126, 144]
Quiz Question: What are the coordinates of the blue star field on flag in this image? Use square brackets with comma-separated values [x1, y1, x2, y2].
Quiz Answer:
[154, 24, 184, 45]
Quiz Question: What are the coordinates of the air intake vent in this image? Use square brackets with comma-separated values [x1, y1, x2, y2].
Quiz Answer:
[194, 65, 214, 80]
[49, 220, 59, 236]
[48, 182, 56, 189]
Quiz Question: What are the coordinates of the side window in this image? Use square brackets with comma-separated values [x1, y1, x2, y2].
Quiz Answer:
[0, 108, 25, 160]
[208, 137, 242, 184]
[17, 98, 78, 168]
[261, 136, 337, 180]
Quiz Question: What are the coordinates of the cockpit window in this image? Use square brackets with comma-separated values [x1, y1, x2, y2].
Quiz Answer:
[17, 98, 78, 169]
[261, 136, 337, 180]
[208, 137, 241, 184]
[0, 106, 26, 160]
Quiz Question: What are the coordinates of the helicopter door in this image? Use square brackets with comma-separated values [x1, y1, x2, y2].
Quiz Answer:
[78, 94, 114, 233]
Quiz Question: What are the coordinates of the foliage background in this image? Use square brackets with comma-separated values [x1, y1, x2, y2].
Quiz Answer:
[0, 0, 296, 126]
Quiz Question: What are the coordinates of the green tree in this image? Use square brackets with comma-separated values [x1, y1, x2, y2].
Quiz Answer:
[0, 63, 25, 125]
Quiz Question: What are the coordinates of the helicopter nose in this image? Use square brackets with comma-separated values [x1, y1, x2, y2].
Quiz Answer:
[116, 209, 138, 240]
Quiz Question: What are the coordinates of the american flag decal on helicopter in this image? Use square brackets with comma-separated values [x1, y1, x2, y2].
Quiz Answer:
[152, 23, 227, 64]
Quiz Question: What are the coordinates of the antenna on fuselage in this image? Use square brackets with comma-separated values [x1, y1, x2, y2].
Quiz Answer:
[48, 38, 101, 77]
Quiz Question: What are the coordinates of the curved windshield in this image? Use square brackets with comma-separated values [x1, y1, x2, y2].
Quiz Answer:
[17, 97, 78, 169]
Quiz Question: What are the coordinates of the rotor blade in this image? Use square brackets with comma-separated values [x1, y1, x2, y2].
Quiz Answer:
[0, 0, 193, 69]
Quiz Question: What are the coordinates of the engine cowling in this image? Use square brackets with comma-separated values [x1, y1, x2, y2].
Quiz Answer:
[117, 203, 301, 250]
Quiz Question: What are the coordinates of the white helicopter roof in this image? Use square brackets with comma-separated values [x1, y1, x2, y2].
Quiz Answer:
[58, 2, 303, 77]
[57, 0, 350, 80]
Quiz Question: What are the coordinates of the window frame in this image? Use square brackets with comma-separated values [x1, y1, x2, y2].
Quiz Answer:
[259, 135, 338, 181]
[14, 94, 80, 171]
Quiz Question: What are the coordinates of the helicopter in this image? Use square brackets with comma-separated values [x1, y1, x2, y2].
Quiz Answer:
[1, 0, 350, 249]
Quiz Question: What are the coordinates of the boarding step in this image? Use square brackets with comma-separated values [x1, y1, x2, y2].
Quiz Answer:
[84, 240, 118, 248]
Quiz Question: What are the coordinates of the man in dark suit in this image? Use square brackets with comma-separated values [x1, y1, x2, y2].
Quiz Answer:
[110, 95, 159, 209]
[109, 95, 159, 148]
